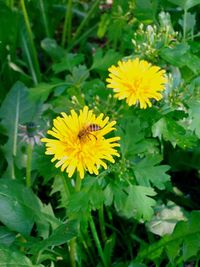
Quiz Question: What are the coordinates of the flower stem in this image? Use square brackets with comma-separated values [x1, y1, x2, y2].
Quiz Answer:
[69, 238, 77, 267]
[98, 205, 107, 243]
[26, 143, 33, 187]
[89, 214, 107, 267]
[75, 173, 82, 192]
[61, 0, 73, 47]
[20, 0, 41, 85]
[71, 0, 100, 42]
[183, 8, 187, 42]
[68, 173, 82, 267]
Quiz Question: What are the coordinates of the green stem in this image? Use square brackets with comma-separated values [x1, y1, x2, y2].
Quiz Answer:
[98, 205, 107, 243]
[72, 0, 100, 42]
[39, 0, 50, 37]
[7, 0, 14, 9]
[20, 0, 41, 84]
[68, 173, 82, 267]
[89, 214, 107, 267]
[61, 0, 73, 47]
[75, 173, 82, 192]
[26, 143, 33, 187]
[183, 8, 187, 41]
[69, 238, 76, 267]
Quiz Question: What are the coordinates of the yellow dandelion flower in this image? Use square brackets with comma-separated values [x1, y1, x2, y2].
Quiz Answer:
[106, 58, 167, 109]
[41, 106, 120, 179]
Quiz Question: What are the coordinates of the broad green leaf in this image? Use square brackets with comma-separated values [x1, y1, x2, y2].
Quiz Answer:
[91, 49, 121, 71]
[0, 227, 15, 246]
[0, 179, 41, 235]
[135, 0, 158, 22]
[0, 82, 40, 178]
[0, 179, 59, 237]
[133, 155, 170, 190]
[137, 211, 200, 263]
[41, 38, 65, 61]
[161, 44, 200, 75]
[0, 246, 40, 267]
[168, 0, 200, 10]
[160, 43, 190, 67]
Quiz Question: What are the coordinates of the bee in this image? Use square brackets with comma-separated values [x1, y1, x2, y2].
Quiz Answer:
[78, 123, 102, 140]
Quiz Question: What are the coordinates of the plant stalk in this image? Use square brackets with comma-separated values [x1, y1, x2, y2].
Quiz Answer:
[26, 142, 33, 187]
[68, 173, 82, 267]
[89, 214, 107, 267]
[20, 0, 41, 84]
[61, 0, 73, 47]
[72, 0, 100, 42]
[98, 205, 107, 243]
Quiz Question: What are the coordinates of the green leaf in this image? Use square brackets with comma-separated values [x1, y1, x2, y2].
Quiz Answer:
[160, 44, 200, 75]
[0, 246, 40, 267]
[133, 155, 170, 190]
[137, 211, 200, 263]
[107, 182, 156, 221]
[41, 38, 65, 61]
[67, 176, 104, 220]
[0, 82, 40, 178]
[0, 179, 40, 235]
[52, 53, 84, 74]
[152, 117, 197, 148]
[0, 179, 59, 237]
[91, 49, 121, 72]
[0, 227, 15, 246]
[188, 100, 200, 138]
[51, 174, 69, 209]
[119, 114, 159, 158]
[0, 2, 19, 59]
[30, 221, 78, 255]
[65, 65, 89, 88]
[168, 0, 200, 10]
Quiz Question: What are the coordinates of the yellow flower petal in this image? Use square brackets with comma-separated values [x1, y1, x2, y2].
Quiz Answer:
[107, 58, 167, 109]
[41, 106, 120, 179]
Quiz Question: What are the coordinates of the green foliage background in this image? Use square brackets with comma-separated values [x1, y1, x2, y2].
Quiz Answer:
[0, 0, 200, 266]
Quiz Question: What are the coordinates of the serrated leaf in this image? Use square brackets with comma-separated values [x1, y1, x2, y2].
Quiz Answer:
[137, 211, 200, 263]
[168, 0, 200, 10]
[152, 117, 197, 148]
[134, 155, 170, 190]
[109, 182, 156, 221]
[52, 53, 84, 74]
[188, 100, 200, 138]
[67, 176, 104, 219]
[91, 49, 121, 71]
[0, 246, 40, 267]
